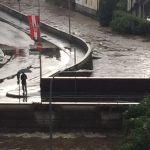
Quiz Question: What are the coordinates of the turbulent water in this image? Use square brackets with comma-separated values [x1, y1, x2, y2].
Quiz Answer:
[0, 132, 122, 150]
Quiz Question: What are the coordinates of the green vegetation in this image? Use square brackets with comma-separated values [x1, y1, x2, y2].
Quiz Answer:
[111, 11, 150, 35]
[118, 96, 150, 150]
[116, 0, 127, 11]
[98, 0, 150, 35]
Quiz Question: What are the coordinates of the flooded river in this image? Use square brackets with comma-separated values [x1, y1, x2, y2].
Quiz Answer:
[0, 132, 122, 150]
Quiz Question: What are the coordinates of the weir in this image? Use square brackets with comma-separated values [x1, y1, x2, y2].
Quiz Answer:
[0, 102, 128, 131]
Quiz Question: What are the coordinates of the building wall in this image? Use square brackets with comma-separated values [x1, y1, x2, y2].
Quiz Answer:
[127, 0, 137, 11]
[75, 0, 100, 16]
[75, 0, 82, 5]
[127, 0, 150, 18]
[127, 0, 131, 11]
[83, 0, 98, 10]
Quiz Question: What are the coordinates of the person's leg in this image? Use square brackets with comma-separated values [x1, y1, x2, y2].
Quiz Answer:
[22, 84, 25, 94]
[25, 83, 27, 96]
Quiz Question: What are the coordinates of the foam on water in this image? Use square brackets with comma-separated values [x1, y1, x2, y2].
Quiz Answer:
[1, 132, 108, 139]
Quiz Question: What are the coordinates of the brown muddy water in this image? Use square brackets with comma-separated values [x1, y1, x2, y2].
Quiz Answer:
[0, 132, 122, 150]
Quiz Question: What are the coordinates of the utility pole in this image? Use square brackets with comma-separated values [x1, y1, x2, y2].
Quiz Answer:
[68, 0, 71, 36]
[49, 76, 53, 150]
[17, 0, 21, 12]
[68, 0, 77, 97]
[68, 0, 72, 57]
[17, 0, 21, 103]
[37, 0, 52, 149]
[37, 0, 42, 85]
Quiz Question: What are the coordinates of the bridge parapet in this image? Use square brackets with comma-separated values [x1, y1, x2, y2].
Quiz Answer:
[41, 77, 150, 102]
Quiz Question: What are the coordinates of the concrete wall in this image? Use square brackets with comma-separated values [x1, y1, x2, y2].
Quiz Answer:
[41, 77, 150, 101]
[0, 103, 124, 131]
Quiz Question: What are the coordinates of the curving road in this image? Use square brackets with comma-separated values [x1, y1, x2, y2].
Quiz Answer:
[0, 20, 70, 103]
[0, 10, 86, 103]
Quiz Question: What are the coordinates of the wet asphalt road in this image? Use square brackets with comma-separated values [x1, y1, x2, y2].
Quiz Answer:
[2, 0, 150, 78]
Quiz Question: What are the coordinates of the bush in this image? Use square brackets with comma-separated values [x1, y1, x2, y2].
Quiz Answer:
[116, 0, 127, 11]
[118, 96, 150, 150]
[113, 10, 127, 18]
[124, 95, 150, 119]
[111, 11, 150, 35]
[118, 128, 150, 150]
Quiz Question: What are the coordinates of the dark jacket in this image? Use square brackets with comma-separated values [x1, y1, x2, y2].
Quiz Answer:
[21, 73, 27, 84]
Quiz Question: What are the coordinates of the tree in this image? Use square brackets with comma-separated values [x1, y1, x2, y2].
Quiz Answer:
[118, 96, 150, 150]
[116, 0, 127, 11]
[98, 0, 117, 26]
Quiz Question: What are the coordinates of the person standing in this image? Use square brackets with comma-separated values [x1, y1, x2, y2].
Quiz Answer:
[21, 73, 27, 95]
